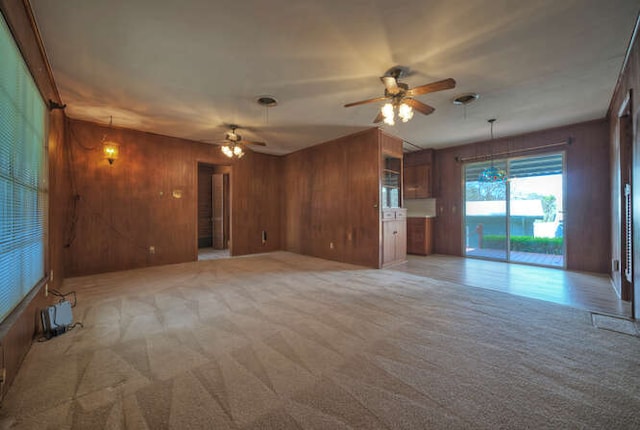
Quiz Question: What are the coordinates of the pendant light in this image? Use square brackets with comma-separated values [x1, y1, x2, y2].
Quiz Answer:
[102, 116, 119, 165]
[478, 119, 507, 182]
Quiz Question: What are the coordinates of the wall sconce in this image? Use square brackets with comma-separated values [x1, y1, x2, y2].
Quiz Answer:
[103, 141, 119, 164]
[102, 116, 119, 165]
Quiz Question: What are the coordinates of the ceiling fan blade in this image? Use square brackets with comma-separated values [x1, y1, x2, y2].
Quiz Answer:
[404, 98, 435, 115]
[344, 96, 388, 108]
[373, 111, 384, 123]
[241, 140, 267, 147]
[406, 78, 456, 97]
[200, 139, 227, 146]
[380, 76, 399, 94]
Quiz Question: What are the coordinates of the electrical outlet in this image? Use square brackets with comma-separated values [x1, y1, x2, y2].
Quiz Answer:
[329, 242, 334, 249]
[149, 246, 156, 255]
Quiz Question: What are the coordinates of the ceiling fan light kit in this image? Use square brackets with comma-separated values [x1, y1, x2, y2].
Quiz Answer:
[398, 102, 414, 122]
[381, 103, 395, 125]
[215, 124, 267, 159]
[344, 66, 456, 125]
[221, 143, 244, 158]
[382, 101, 415, 126]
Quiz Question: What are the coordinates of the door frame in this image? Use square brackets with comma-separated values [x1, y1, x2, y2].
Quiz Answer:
[617, 90, 634, 314]
[462, 151, 567, 269]
[195, 161, 232, 259]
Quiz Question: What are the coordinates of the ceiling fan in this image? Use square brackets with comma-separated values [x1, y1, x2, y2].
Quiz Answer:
[210, 124, 266, 158]
[344, 66, 456, 125]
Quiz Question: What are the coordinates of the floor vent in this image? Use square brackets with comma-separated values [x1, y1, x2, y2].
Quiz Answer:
[591, 313, 638, 336]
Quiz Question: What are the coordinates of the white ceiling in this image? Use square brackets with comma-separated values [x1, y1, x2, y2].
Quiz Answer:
[31, 0, 639, 155]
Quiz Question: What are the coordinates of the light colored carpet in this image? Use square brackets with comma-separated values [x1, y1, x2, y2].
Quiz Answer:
[1, 251, 639, 429]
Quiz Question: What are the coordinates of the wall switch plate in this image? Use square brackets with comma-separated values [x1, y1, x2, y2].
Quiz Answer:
[149, 246, 156, 255]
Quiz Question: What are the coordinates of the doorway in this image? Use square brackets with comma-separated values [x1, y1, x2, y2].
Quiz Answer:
[464, 152, 565, 268]
[197, 163, 231, 259]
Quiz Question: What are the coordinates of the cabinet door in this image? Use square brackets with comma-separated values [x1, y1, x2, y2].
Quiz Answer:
[404, 165, 432, 199]
[395, 219, 407, 261]
[383, 219, 407, 264]
[382, 221, 397, 264]
[413, 165, 431, 198]
[421, 165, 432, 198]
[407, 218, 426, 255]
[406, 218, 433, 255]
[403, 165, 416, 199]
[424, 218, 434, 255]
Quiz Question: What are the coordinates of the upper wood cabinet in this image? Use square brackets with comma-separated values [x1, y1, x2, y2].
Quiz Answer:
[404, 148, 433, 199]
[404, 164, 431, 199]
[382, 156, 402, 208]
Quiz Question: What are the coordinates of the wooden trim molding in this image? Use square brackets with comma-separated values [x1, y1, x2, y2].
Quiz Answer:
[608, 10, 640, 119]
[0, 0, 62, 104]
[455, 139, 571, 163]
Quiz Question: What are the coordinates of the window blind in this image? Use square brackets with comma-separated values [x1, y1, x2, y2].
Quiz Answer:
[0, 13, 48, 323]
[465, 153, 563, 181]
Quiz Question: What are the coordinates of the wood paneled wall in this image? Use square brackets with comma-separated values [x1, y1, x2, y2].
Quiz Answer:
[609, 14, 640, 316]
[283, 128, 381, 267]
[63, 119, 281, 275]
[230, 151, 282, 255]
[48, 110, 69, 292]
[433, 119, 611, 273]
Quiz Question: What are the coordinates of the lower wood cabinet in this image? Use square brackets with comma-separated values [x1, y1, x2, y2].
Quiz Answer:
[407, 217, 434, 255]
[382, 208, 407, 267]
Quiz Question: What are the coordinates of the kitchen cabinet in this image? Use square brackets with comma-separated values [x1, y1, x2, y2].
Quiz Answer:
[382, 156, 401, 208]
[382, 208, 407, 266]
[404, 148, 433, 199]
[407, 217, 434, 255]
[404, 164, 431, 199]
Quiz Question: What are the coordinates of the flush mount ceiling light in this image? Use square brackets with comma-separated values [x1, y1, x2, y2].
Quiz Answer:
[453, 93, 479, 119]
[256, 95, 278, 124]
[256, 95, 278, 107]
[452, 93, 479, 105]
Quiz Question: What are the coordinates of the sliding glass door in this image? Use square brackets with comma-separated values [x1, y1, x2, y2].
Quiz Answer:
[464, 159, 508, 260]
[464, 153, 564, 268]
